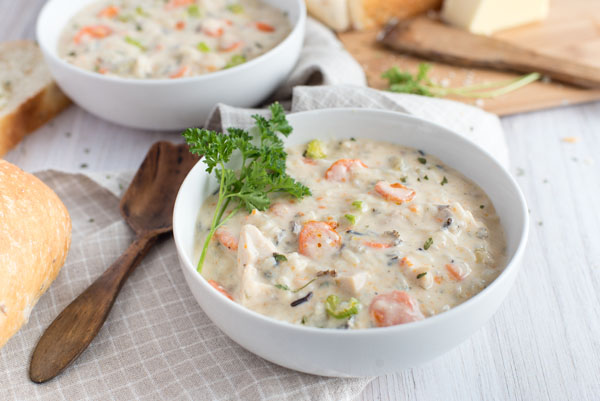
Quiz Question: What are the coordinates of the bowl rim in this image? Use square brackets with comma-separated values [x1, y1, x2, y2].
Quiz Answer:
[173, 107, 529, 337]
[35, 0, 306, 86]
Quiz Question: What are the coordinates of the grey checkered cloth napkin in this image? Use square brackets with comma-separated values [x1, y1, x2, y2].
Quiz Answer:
[0, 17, 508, 401]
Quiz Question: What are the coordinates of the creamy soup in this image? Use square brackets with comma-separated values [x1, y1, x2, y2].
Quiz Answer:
[195, 138, 506, 329]
[58, 0, 291, 78]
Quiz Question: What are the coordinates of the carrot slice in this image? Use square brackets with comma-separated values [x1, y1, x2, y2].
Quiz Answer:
[375, 181, 416, 204]
[169, 66, 189, 79]
[73, 25, 112, 44]
[256, 22, 275, 32]
[175, 20, 186, 30]
[165, 0, 194, 9]
[325, 159, 367, 182]
[204, 27, 224, 37]
[98, 5, 119, 18]
[400, 257, 413, 267]
[446, 263, 470, 281]
[214, 227, 238, 251]
[207, 280, 233, 300]
[220, 41, 242, 52]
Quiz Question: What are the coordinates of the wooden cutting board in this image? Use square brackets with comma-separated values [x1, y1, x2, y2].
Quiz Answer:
[338, 0, 600, 116]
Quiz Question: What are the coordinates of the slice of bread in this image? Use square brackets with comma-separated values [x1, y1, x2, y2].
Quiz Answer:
[349, 0, 443, 30]
[306, 0, 352, 31]
[305, 0, 442, 31]
[0, 160, 71, 349]
[0, 40, 71, 157]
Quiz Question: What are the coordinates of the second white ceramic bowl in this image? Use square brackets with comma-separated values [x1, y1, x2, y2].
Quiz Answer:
[36, 0, 305, 130]
[173, 108, 529, 377]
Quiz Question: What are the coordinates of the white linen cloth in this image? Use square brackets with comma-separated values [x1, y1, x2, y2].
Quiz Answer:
[0, 17, 508, 401]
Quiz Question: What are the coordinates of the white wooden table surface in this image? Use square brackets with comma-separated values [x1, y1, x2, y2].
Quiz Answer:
[2, 2, 599, 400]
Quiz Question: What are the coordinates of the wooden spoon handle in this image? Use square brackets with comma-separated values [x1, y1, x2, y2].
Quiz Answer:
[29, 234, 158, 383]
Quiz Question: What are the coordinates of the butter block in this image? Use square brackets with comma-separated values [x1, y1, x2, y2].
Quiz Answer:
[441, 0, 549, 35]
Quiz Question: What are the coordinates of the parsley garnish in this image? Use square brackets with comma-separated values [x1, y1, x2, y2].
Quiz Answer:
[423, 237, 433, 250]
[416, 272, 427, 279]
[441, 176, 448, 186]
[382, 63, 540, 98]
[418, 157, 427, 164]
[184, 103, 311, 272]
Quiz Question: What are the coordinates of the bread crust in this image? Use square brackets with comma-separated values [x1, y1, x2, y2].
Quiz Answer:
[0, 40, 71, 157]
[0, 160, 71, 349]
[349, 0, 442, 29]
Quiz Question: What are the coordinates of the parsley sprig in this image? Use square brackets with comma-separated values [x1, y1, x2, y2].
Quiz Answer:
[382, 63, 540, 98]
[183, 103, 311, 272]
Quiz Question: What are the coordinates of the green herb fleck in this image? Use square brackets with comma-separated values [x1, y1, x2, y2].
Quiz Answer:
[117, 14, 132, 22]
[418, 157, 427, 164]
[273, 253, 287, 263]
[441, 176, 448, 186]
[135, 6, 148, 16]
[301, 316, 307, 325]
[197, 41, 211, 53]
[124, 36, 146, 51]
[304, 139, 326, 159]
[424, 175, 429, 180]
[187, 4, 201, 17]
[227, 4, 244, 13]
[344, 214, 356, 225]
[225, 54, 246, 69]
[351, 200, 363, 210]
[416, 272, 427, 279]
[480, 205, 485, 209]
[400, 176, 407, 183]
[423, 237, 433, 250]
[275, 284, 290, 291]
[325, 295, 360, 319]
[80, 163, 88, 169]
[183, 103, 311, 272]
[350, 137, 356, 141]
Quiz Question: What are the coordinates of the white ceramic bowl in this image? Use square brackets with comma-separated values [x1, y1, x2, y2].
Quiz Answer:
[36, 0, 305, 130]
[173, 108, 529, 377]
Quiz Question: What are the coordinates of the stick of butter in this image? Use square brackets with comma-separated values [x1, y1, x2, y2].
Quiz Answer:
[441, 0, 549, 35]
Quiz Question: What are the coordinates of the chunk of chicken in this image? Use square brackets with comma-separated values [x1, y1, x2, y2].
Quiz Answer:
[235, 225, 278, 307]
[336, 272, 369, 296]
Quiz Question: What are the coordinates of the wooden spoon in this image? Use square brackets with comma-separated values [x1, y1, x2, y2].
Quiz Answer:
[29, 141, 198, 384]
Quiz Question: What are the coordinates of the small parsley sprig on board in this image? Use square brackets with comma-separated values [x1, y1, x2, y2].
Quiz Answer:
[382, 63, 540, 98]
[183, 103, 311, 272]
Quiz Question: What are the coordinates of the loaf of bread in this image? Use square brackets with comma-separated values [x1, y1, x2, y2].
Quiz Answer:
[0, 160, 71, 349]
[0, 40, 71, 157]
[306, 0, 442, 31]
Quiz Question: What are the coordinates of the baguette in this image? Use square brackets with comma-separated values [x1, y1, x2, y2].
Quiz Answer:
[0, 40, 71, 157]
[0, 160, 71, 349]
